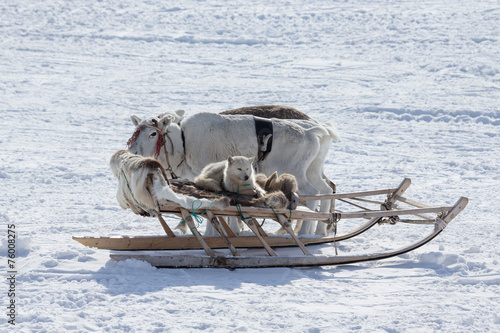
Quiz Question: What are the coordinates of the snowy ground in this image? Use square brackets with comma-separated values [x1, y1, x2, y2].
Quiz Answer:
[1, 0, 499, 332]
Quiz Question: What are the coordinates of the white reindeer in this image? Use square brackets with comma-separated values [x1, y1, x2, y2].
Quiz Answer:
[155, 105, 337, 193]
[127, 112, 338, 236]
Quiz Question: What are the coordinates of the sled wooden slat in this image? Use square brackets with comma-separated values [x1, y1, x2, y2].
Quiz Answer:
[252, 218, 268, 237]
[299, 187, 398, 201]
[160, 203, 331, 221]
[73, 234, 348, 251]
[395, 195, 432, 209]
[217, 216, 236, 237]
[439, 197, 468, 225]
[276, 214, 312, 256]
[339, 206, 454, 220]
[242, 213, 277, 257]
[158, 204, 451, 225]
[180, 208, 216, 258]
[205, 211, 239, 256]
[157, 214, 176, 237]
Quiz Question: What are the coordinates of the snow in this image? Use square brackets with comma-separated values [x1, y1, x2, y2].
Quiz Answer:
[1, 0, 499, 331]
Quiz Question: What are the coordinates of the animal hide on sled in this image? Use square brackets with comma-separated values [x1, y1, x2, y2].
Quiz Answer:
[169, 179, 290, 210]
[109, 150, 230, 216]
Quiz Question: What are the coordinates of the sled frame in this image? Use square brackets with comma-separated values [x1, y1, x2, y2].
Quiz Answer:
[73, 178, 468, 268]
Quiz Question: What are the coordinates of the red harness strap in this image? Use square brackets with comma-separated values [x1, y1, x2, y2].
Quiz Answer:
[126, 124, 163, 159]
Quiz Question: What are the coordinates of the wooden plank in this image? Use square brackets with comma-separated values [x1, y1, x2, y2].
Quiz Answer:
[180, 208, 216, 258]
[191, 202, 451, 222]
[276, 214, 312, 256]
[157, 214, 176, 237]
[338, 198, 371, 211]
[73, 207, 456, 251]
[251, 218, 268, 237]
[438, 197, 469, 226]
[205, 211, 239, 256]
[395, 195, 432, 208]
[217, 216, 236, 237]
[385, 178, 412, 209]
[74, 235, 337, 250]
[241, 213, 277, 256]
[299, 188, 397, 201]
[160, 203, 327, 221]
[74, 207, 457, 251]
[340, 206, 453, 220]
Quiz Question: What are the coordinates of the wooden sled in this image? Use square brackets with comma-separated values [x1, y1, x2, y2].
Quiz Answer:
[73, 178, 468, 268]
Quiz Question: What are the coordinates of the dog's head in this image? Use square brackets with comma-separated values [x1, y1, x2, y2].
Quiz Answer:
[227, 156, 255, 181]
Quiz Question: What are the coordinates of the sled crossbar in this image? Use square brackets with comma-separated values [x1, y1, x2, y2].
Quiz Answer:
[73, 178, 468, 268]
[299, 187, 397, 201]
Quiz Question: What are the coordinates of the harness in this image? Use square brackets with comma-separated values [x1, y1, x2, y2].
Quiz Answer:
[126, 118, 184, 180]
[253, 116, 274, 171]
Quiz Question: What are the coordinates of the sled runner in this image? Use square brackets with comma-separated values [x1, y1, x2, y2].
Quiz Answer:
[73, 178, 468, 268]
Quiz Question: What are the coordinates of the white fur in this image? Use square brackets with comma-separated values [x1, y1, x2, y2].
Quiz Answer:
[195, 156, 264, 197]
[224, 156, 265, 196]
[131, 110, 185, 127]
[128, 112, 339, 235]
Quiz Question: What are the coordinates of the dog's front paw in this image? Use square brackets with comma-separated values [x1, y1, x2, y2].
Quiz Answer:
[256, 189, 266, 198]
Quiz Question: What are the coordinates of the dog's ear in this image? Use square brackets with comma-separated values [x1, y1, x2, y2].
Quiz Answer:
[248, 156, 255, 163]
[264, 171, 278, 190]
[227, 156, 235, 165]
[130, 115, 142, 126]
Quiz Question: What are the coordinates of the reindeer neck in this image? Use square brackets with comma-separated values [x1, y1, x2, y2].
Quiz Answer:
[160, 125, 197, 180]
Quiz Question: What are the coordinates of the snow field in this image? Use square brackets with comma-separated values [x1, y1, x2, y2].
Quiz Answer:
[1, 0, 499, 332]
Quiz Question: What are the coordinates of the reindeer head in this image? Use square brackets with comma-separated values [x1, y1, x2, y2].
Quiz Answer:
[127, 114, 173, 158]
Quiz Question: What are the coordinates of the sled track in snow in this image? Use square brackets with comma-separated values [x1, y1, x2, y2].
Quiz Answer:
[355, 107, 500, 126]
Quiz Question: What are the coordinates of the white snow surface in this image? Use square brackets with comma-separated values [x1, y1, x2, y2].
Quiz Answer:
[1, 0, 499, 332]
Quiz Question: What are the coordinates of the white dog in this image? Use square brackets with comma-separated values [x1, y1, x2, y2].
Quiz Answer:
[195, 156, 265, 197]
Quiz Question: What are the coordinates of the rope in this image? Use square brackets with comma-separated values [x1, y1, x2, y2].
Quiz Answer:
[162, 132, 179, 179]
[435, 217, 448, 230]
[237, 184, 251, 198]
[120, 170, 157, 217]
[267, 204, 294, 229]
[179, 198, 220, 235]
[268, 204, 280, 222]
[236, 204, 253, 221]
